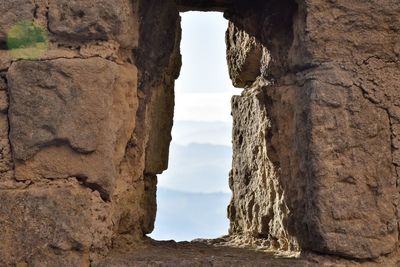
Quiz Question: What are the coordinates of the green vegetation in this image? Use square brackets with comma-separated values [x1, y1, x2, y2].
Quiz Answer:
[7, 20, 48, 59]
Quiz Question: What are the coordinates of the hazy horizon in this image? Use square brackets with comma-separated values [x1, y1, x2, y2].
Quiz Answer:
[150, 12, 238, 241]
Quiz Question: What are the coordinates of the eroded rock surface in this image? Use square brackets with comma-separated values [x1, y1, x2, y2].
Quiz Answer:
[0, 0, 35, 43]
[93, 238, 400, 267]
[48, 0, 138, 48]
[176, 0, 233, 11]
[229, 85, 299, 252]
[0, 0, 399, 265]
[226, 23, 263, 88]
[226, 0, 400, 261]
[0, 179, 113, 266]
[8, 58, 138, 198]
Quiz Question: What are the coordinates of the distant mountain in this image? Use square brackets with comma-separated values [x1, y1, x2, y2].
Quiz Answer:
[150, 187, 232, 242]
[158, 142, 232, 193]
[171, 120, 233, 147]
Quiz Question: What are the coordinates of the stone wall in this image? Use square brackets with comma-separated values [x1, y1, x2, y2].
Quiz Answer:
[0, 0, 180, 265]
[226, 0, 400, 261]
[0, 0, 399, 265]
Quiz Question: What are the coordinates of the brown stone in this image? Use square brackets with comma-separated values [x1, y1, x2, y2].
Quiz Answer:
[0, 0, 35, 43]
[176, 0, 233, 11]
[48, 0, 138, 48]
[0, 179, 113, 266]
[226, 0, 399, 260]
[0, 0, 399, 265]
[229, 85, 299, 252]
[139, 0, 181, 175]
[0, 76, 6, 90]
[226, 23, 263, 88]
[0, 113, 13, 176]
[7, 58, 138, 198]
[0, 90, 8, 112]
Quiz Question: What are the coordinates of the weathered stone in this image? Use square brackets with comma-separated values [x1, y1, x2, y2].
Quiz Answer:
[229, 86, 299, 252]
[136, 0, 181, 88]
[226, 23, 263, 88]
[0, 0, 399, 265]
[0, 114, 13, 176]
[0, 90, 8, 112]
[143, 31, 181, 175]
[141, 174, 158, 234]
[100, 0, 182, 243]
[0, 76, 6, 90]
[226, 0, 399, 260]
[176, 0, 233, 11]
[296, 0, 400, 259]
[138, 0, 181, 175]
[0, 180, 113, 266]
[48, 0, 138, 48]
[303, 77, 397, 259]
[0, 77, 13, 183]
[0, 0, 35, 43]
[7, 58, 138, 198]
[144, 76, 176, 175]
[93, 239, 313, 267]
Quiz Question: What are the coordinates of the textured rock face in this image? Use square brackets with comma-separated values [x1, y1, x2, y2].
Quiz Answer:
[0, 0, 35, 42]
[0, 75, 13, 183]
[0, 180, 113, 266]
[229, 85, 300, 252]
[176, 0, 232, 11]
[8, 58, 138, 199]
[227, 0, 400, 261]
[0, 0, 179, 264]
[48, 0, 138, 47]
[0, 0, 399, 265]
[226, 24, 263, 88]
[141, 0, 181, 175]
[298, 1, 400, 258]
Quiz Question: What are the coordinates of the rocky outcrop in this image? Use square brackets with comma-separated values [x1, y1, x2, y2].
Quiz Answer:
[133, 0, 181, 177]
[0, 0, 399, 265]
[176, 0, 232, 11]
[229, 83, 301, 253]
[48, 0, 138, 48]
[298, 1, 400, 258]
[226, 24, 264, 88]
[0, 0, 35, 43]
[0, 179, 113, 266]
[226, 0, 400, 261]
[0, 0, 179, 264]
[8, 58, 138, 199]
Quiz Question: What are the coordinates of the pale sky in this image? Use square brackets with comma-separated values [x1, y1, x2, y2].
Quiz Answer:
[173, 11, 239, 125]
[151, 12, 235, 242]
[158, 12, 239, 193]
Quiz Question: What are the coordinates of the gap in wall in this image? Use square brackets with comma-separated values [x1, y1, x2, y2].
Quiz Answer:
[150, 11, 238, 242]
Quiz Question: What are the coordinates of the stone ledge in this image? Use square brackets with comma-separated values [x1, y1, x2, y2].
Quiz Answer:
[93, 239, 399, 267]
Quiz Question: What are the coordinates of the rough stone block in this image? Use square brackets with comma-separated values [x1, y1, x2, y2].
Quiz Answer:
[48, 0, 138, 48]
[303, 72, 398, 259]
[229, 64, 399, 259]
[0, 90, 8, 112]
[226, 22, 263, 88]
[142, 174, 158, 234]
[176, 0, 233, 11]
[0, 77, 6, 90]
[7, 58, 138, 198]
[0, 180, 113, 266]
[228, 86, 300, 251]
[0, 114, 12, 175]
[0, 0, 35, 43]
[144, 82, 175, 175]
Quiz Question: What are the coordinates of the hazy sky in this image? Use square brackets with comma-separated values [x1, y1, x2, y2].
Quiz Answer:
[158, 12, 238, 193]
[173, 11, 239, 125]
[152, 12, 236, 241]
